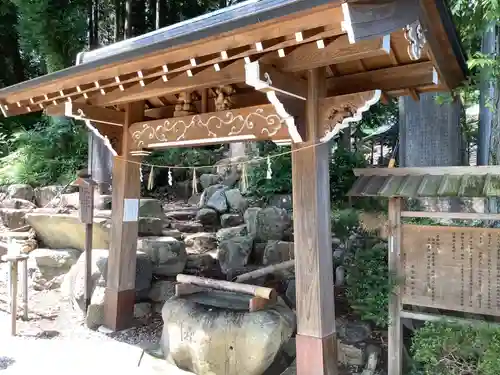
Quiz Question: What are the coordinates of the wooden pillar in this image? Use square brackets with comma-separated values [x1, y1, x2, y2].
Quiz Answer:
[292, 68, 338, 375]
[104, 101, 144, 331]
[388, 197, 402, 375]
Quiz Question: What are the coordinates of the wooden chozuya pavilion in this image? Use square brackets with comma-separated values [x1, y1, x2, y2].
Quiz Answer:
[0, 0, 466, 373]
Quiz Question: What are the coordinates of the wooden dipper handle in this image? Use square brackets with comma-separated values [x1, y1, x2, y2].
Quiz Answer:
[176, 274, 277, 301]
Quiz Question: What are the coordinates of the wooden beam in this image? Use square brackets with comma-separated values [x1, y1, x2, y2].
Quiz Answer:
[418, 0, 466, 89]
[104, 101, 144, 331]
[275, 34, 390, 72]
[341, 0, 419, 43]
[45, 102, 125, 126]
[128, 103, 292, 149]
[245, 60, 307, 143]
[326, 62, 438, 96]
[293, 68, 338, 375]
[91, 35, 391, 107]
[245, 61, 307, 100]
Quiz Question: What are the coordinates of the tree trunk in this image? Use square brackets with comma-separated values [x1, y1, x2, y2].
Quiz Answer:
[148, 0, 157, 31]
[124, 0, 132, 38]
[114, 0, 122, 42]
[88, 0, 94, 48]
[131, 0, 146, 36]
[477, 22, 496, 166]
[92, 0, 99, 48]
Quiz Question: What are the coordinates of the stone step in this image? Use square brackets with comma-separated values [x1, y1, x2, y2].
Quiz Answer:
[171, 221, 204, 233]
[165, 209, 198, 221]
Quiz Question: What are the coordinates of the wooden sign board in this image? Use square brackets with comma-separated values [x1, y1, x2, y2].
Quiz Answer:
[78, 183, 94, 224]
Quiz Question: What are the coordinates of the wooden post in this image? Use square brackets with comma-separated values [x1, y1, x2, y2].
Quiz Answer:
[10, 261, 17, 336]
[104, 101, 144, 331]
[388, 197, 402, 375]
[78, 180, 95, 311]
[292, 68, 338, 375]
[22, 258, 28, 320]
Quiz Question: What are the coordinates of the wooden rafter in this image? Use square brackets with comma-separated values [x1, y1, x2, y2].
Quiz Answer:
[3, 32, 391, 114]
[87, 34, 390, 108]
[4, 5, 345, 105]
[327, 61, 438, 96]
[45, 102, 125, 126]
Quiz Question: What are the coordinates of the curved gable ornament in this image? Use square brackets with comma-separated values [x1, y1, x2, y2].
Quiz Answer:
[319, 90, 381, 144]
[404, 21, 427, 61]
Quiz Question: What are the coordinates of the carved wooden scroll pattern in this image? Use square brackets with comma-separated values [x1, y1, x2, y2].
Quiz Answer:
[129, 103, 289, 149]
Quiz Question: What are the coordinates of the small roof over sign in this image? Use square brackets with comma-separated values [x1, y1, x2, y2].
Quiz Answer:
[348, 166, 500, 198]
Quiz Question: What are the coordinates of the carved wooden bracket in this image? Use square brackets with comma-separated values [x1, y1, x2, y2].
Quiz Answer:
[128, 104, 291, 149]
[245, 61, 306, 143]
[174, 91, 198, 117]
[214, 85, 235, 111]
[319, 90, 381, 143]
[404, 20, 426, 61]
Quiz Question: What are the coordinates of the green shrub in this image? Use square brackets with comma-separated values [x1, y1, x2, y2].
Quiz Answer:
[331, 208, 360, 242]
[411, 321, 500, 375]
[246, 144, 367, 205]
[344, 241, 396, 327]
[0, 117, 87, 186]
[145, 146, 226, 181]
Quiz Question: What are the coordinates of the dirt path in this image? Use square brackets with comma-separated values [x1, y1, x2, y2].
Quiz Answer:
[0, 261, 178, 374]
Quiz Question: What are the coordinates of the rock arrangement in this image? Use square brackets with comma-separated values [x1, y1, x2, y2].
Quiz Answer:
[0, 174, 383, 375]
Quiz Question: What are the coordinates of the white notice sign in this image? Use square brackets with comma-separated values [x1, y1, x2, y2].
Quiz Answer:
[123, 199, 139, 222]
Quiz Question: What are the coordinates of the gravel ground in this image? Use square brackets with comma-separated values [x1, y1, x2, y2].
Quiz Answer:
[0, 262, 177, 374]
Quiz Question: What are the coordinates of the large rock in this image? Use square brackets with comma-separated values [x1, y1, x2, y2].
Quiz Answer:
[196, 208, 218, 226]
[244, 206, 291, 242]
[30, 248, 80, 290]
[184, 232, 217, 255]
[217, 236, 253, 274]
[139, 199, 164, 218]
[268, 194, 293, 211]
[26, 213, 110, 251]
[63, 249, 153, 313]
[216, 225, 248, 243]
[161, 297, 296, 375]
[86, 285, 106, 329]
[220, 213, 243, 228]
[165, 209, 198, 221]
[7, 184, 34, 201]
[0, 198, 36, 210]
[199, 184, 226, 208]
[225, 189, 248, 214]
[199, 174, 221, 190]
[205, 188, 228, 213]
[31, 248, 80, 269]
[138, 217, 163, 236]
[263, 241, 294, 265]
[137, 237, 187, 276]
[0, 208, 31, 229]
[171, 221, 204, 233]
[185, 254, 220, 277]
[149, 280, 176, 302]
[34, 185, 64, 207]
